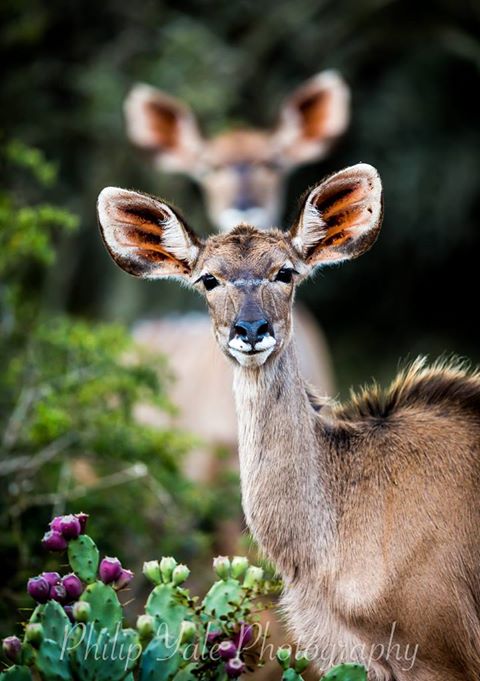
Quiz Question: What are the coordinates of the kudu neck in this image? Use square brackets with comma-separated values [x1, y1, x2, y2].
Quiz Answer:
[232, 339, 335, 579]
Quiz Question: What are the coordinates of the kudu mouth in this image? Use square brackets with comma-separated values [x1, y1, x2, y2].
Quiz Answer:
[228, 316, 277, 366]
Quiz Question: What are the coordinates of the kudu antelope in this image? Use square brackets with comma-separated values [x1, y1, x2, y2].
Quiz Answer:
[124, 71, 349, 478]
[98, 164, 480, 681]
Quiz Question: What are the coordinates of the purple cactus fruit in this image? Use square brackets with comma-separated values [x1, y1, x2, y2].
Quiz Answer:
[49, 516, 64, 533]
[59, 514, 81, 539]
[75, 512, 89, 533]
[218, 640, 238, 661]
[27, 576, 50, 603]
[225, 657, 245, 678]
[50, 583, 67, 603]
[114, 568, 134, 590]
[206, 628, 222, 644]
[99, 556, 122, 584]
[62, 573, 84, 600]
[64, 605, 75, 623]
[2, 636, 21, 662]
[233, 623, 254, 649]
[41, 530, 68, 552]
[41, 571, 61, 587]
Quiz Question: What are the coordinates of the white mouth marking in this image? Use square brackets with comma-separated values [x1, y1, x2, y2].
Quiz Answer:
[228, 335, 277, 366]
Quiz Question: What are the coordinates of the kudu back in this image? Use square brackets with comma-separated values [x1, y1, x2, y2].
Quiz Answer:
[98, 164, 480, 681]
[124, 72, 348, 480]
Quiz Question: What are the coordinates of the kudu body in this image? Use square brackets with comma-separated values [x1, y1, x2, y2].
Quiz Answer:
[98, 163, 480, 681]
[124, 72, 348, 476]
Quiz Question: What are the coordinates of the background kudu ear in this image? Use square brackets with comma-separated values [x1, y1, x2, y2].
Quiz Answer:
[97, 187, 201, 279]
[123, 84, 205, 173]
[273, 70, 350, 166]
[289, 163, 383, 267]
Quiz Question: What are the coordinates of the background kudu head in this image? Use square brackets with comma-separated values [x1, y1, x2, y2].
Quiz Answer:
[97, 163, 382, 368]
[124, 71, 350, 232]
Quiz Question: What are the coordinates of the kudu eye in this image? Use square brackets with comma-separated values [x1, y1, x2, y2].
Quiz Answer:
[275, 267, 296, 284]
[202, 274, 220, 291]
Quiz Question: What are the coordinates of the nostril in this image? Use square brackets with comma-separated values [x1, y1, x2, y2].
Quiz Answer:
[257, 322, 269, 338]
[234, 323, 249, 340]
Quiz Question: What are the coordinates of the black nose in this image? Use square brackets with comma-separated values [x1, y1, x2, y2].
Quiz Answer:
[233, 318, 272, 347]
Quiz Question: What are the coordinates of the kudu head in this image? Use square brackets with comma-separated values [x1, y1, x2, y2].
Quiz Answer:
[124, 72, 350, 232]
[97, 164, 383, 368]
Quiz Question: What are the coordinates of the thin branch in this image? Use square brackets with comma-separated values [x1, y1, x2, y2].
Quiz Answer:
[10, 462, 150, 516]
[0, 434, 76, 476]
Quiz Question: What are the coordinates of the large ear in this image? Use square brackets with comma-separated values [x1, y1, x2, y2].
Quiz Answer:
[123, 84, 205, 174]
[272, 70, 350, 166]
[97, 187, 201, 279]
[289, 163, 383, 267]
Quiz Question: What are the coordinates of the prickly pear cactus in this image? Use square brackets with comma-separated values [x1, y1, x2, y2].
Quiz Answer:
[68, 534, 99, 583]
[1, 512, 367, 681]
[80, 581, 123, 633]
[0, 667, 32, 680]
[323, 663, 367, 681]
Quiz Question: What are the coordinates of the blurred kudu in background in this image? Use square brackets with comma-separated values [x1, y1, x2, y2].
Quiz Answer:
[123, 71, 350, 489]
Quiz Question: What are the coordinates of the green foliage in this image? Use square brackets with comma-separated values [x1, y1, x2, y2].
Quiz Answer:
[1, 518, 366, 680]
[0, 144, 234, 637]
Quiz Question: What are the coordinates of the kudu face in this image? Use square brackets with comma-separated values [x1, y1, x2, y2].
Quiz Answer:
[123, 72, 350, 232]
[97, 164, 383, 368]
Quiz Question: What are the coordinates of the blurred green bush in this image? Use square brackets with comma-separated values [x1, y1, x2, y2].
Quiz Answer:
[0, 142, 238, 638]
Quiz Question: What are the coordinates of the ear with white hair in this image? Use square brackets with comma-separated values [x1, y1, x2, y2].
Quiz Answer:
[97, 187, 201, 280]
[289, 163, 383, 267]
[123, 84, 205, 174]
[273, 70, 350, 167]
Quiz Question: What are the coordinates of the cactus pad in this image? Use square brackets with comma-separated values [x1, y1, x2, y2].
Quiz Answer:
[0, 667, 32, 681]
[323, 663, 368, 681]
[79, 581, 123, 633]
[202, 577, 244, 619]
[145, 584, 190, 643]
[68, 535, 99, 583]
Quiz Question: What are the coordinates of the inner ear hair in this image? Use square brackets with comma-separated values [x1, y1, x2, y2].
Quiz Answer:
[97, 187, 201, 279]
[291, 163, 383, 266]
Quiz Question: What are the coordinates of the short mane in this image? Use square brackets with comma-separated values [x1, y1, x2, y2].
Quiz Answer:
[334, 357, 480, 420]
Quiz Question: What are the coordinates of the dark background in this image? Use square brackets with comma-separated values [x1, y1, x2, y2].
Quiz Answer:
[2, 0, 480, 392]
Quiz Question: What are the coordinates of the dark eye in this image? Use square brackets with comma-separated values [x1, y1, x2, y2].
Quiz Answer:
[202, 274, 220, 291]
[275, 267, 295, 284]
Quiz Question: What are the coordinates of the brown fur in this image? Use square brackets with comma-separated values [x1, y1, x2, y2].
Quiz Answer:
[97, 164, 480, 681]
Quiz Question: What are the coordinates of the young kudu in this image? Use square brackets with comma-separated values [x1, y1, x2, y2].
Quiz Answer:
[124, 72, 349, 479]
[98, 163, 480, 681]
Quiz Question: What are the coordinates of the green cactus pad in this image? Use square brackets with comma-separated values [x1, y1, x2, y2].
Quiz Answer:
[145, 583, 190, 643]
[0, 666, 32, 681]
[139, 635, 182, 681]
[202, 578, 244, 619]
[35, 600, 71, 641]
[323, 663, 367, 681]
[35, 638, 71, 681]
[70, 625, 140, 681]
[79, 581, 123, 633]
[68, 535, 100, 583]
[282, 670, 303, 681]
